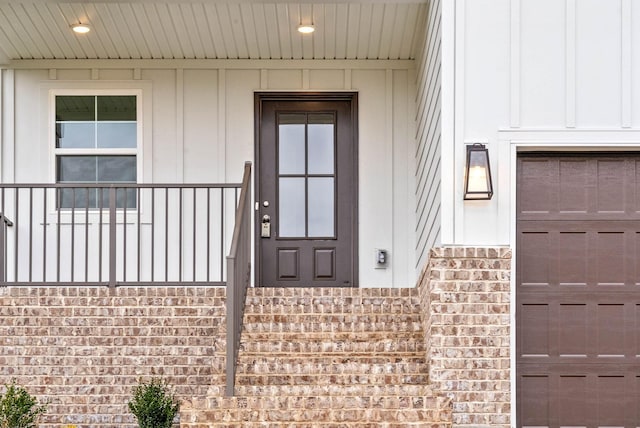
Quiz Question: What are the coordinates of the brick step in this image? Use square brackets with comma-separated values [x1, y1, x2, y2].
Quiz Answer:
[239, 338, 425, 354]
[243, 313, 422, 323]
[242, 322, 423, 335]
[233, 383, 433, 397]
[235, 356, 427, 374]
[234, 372, 429, 386]
[244, 301, 422, 315]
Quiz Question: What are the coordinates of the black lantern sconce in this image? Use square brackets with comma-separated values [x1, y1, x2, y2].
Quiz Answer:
[463, 143, 493, 200]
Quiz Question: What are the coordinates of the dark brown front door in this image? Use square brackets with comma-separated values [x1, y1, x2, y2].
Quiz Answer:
[255, 93, 358, 287]
[517, 153, 640, 427]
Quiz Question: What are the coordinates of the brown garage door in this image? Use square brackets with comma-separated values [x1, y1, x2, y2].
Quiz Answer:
[517, 153, 640, 427]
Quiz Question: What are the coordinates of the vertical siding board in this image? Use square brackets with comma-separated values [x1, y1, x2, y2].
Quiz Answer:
[510, 0, 521, 128]
[622, 0, 632, 128]
[566, 0, 576, 128]
[414, 0, 442, 271]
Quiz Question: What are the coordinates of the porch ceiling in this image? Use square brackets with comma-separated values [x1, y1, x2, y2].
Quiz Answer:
[0, 0, 428, 64]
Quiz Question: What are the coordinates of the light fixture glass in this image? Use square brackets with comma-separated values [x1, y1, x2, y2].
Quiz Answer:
[464, 143, 493, 200]
[297, 24, 315, 34]
[71, 23, 91, 34]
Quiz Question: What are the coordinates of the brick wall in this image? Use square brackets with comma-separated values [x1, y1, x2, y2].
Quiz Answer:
[418, 247, 512, 427]
[0, 286, 226, 428]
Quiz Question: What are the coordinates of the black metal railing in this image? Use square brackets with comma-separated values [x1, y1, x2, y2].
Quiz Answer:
[225, 162, 252, 396]
[0, 181, 243, 286]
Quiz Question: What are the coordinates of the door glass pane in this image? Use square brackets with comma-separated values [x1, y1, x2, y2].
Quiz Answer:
[56, 123, 95, 148]
[308, 177, 334, 237]
[308, 114, 334, 174]
[279, 177, 306, 237]
[278, 114, 306, 175]
[97, 123, 137, 148]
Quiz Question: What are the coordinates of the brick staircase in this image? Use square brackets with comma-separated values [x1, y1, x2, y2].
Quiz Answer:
[181, 288, 452, 427]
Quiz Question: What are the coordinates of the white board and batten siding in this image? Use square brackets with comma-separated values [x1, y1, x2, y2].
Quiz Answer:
[0, 60, 418, 287]
[442, 0, 640, 245]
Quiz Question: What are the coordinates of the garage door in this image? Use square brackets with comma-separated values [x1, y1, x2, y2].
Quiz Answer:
[517, 153, 640, 427]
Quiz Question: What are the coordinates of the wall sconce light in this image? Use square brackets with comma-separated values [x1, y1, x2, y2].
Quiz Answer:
[464, 143, 493, 200]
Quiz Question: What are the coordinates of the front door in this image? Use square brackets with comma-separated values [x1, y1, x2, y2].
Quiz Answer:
[255, 93, 358, 287]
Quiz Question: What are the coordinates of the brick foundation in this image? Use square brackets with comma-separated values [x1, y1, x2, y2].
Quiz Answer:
[418, 247, 512, 427]
[0, 286, 226, 428]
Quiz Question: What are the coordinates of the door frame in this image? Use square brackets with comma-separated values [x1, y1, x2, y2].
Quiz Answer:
[253, 92, 359, 287]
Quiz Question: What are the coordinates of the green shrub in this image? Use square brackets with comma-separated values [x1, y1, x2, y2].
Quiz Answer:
[0, 380, 47, 428]
[128, 378, 180, 428]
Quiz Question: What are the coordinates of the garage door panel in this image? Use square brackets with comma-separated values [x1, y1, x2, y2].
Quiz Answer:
[596, 159, 628, 213]
[596, 304, 626, 357]
[558, 232, 589, 285]
[518, 154, 640, 427]
[559, 159, 590, 213]
[519, 158, 554, 214]
[596, 376, 629, 427]
[519, 375, 550, 427]
[558, 304, 588, 357]
[520, 304, 551, 356]
[596, 232, 626, 285]
[558, 375, 589, 427]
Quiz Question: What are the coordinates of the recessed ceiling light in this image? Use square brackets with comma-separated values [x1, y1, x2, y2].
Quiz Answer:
[297, 24, 315, 34]
[71, 23, 91, 34]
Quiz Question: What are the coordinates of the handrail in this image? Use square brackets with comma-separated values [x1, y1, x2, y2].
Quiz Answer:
[225, 161, 252, 396]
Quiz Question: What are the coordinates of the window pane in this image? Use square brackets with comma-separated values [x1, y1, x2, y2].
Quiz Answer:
[308, 178, 334, 237]
[56, 123, 96, 148]
[56, 96, 95, 121]
[279, 114, 306, 175]
[308, 114, 334, 174]
[97, 123, 137, 148]
[97, 156, 137, 182]
[58, 188, 97, 209]
[279, 177, 306, 237]
[97, 96, 136, 121]
[57, 156, 97, 182]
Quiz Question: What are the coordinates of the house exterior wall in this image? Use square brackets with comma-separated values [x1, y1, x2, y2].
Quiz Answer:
[440, 0, 640, 246]
[0, 60, 418, 287]
[415, 0, 442, 273]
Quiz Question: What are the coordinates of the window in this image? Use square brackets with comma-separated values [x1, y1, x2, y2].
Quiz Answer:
[54, 95, 138, 208]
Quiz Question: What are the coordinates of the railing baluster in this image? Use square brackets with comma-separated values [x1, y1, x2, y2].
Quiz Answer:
[123, 188, 127, 282]
[109, 186, 116, 288]
[207, 188, 210, 282]
[179, 188, 183, 282]
[164, 188, 169, 282]
[14, 189, 18, 281]
[137, 187, 141, 283]
[220, 189, 224, 282]
[85, 188, 89, 282]
[70, 188, 75, 282]
[56, 188, 60, 282]
[98, 188, 103, 283]
[43, 189, 47, 282]
[28, 188, 33, 282]
[193, 188, 196, 282]
[151, 189, 155, 282]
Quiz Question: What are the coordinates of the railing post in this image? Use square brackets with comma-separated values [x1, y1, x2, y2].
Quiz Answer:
[109, 186, 117, 288]
[226, 256, 236, 396]
[0, 215, 5, 285]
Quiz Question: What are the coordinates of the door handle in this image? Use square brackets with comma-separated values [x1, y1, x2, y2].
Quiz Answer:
[261, 214, 271, 238]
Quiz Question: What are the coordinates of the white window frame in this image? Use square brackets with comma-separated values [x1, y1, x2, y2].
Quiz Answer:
[48, 86, 149, 222]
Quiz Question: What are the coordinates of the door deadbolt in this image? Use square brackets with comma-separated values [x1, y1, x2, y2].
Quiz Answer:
[261, 214, 271, 238]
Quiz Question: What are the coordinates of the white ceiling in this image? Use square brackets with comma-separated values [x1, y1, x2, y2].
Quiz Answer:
[0, 1, 428, 63]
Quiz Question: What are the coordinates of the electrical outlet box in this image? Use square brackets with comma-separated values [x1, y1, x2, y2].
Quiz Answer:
[375, 249, 389, 269]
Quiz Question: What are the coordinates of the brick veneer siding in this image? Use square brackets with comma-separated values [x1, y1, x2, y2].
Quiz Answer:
[418, 247, 512, 427]
[0, 286, 227, 428]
